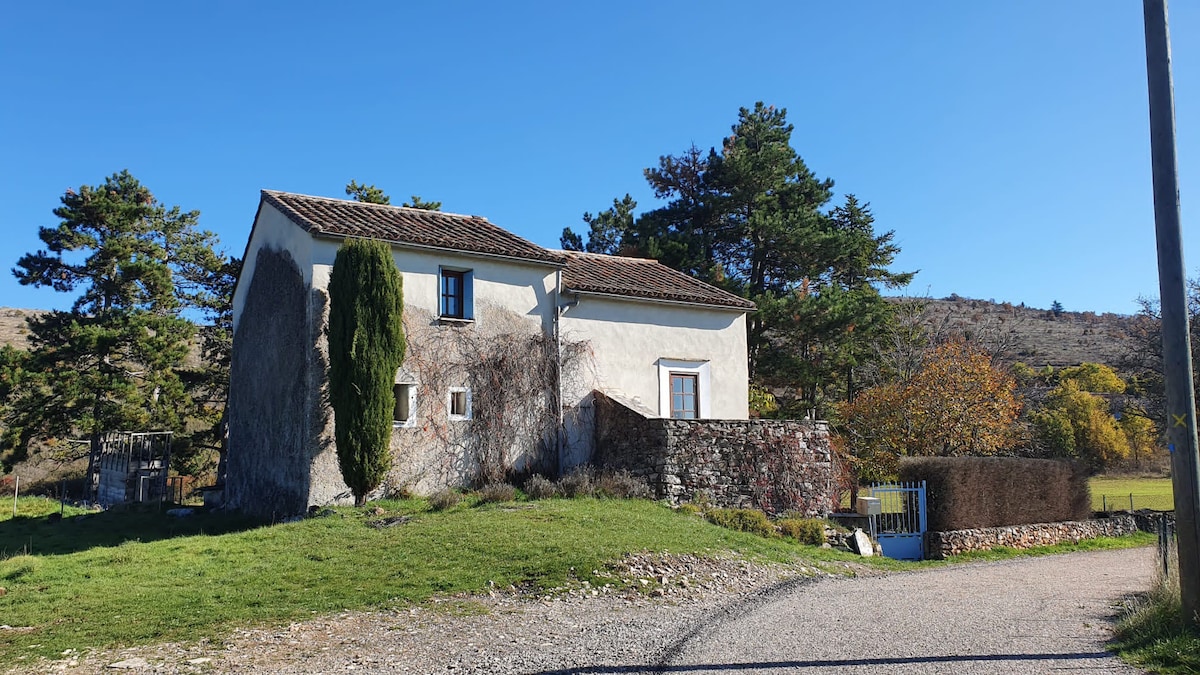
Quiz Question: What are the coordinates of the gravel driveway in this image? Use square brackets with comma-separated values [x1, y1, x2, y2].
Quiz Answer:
[19, 547, 1154, 674]
[660, 546, 1154, 675]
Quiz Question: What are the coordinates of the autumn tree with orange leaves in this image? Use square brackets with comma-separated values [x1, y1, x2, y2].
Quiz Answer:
[838, 339, 1022, 482]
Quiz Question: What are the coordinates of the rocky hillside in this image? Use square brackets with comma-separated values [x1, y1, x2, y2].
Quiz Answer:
[0, 307, 44, 350]
[0, 298, 1140, 370]
[907, 296, 1137, 369]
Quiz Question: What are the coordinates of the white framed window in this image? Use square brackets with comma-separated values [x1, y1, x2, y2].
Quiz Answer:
[669, 372, 699, 419]
[393, 383, 417, 428]
[657, 359, 711, 419]
[448, 387, 472, 420]
[439, 266, 474, 321]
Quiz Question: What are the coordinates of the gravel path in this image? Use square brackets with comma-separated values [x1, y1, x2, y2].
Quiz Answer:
[662, 546, 1154, 675]
[15, 547, 1153, 674]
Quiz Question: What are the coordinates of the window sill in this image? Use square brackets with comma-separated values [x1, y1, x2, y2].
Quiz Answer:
[392, 421, 416, 429]
[448, 415, 471, 422]
[437, 316, 474, 326]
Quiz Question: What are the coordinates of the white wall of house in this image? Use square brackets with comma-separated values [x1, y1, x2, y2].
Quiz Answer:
[231, 200, 753, 505]
[307, 240, 558, 333]
[560, 295, 750, 420]
[231, 203, 317, 334]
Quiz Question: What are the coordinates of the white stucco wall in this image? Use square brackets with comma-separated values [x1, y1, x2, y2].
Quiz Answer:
[560, 295, 750, 421]
[231, 203, 316, 335]
[231, 200, 752, 498]
[306, 240, 558, 331]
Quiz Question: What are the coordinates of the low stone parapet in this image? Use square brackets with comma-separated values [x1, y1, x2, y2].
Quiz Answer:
[925, 515, 1139, 559]
[592, 391, 836, 517]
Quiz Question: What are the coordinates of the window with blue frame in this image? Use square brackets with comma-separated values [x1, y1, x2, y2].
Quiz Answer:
[439, 267, 473, 320]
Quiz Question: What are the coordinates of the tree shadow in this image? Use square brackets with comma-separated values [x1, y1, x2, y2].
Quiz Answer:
[0, 507, 265, 558]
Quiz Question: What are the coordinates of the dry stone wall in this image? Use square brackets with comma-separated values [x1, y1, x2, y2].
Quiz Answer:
[925, 515, 1138, 559]
[593, 391, 835, 517]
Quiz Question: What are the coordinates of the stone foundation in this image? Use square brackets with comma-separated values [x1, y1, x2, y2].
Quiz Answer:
[593, 391, 836, 517]
[925, 515, 1139, 559]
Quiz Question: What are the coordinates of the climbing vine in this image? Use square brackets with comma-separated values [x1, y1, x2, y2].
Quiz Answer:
[386, 304, 591, 490]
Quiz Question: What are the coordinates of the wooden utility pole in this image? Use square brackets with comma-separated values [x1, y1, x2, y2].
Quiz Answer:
[1144, 0, 1200, 627]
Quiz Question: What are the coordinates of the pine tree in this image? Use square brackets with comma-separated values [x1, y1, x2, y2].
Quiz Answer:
[327, 239, 406, 505]
[403, 195, 441, 211]
[561, 194, 638, 255]
[345, 181, 442, 211]
[2, 171, 209, 482]
[345, 180, 390, 205]
[555, 103, 913, 418]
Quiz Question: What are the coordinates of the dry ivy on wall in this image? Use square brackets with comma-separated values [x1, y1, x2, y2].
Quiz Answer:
[388, 303, 591, 490]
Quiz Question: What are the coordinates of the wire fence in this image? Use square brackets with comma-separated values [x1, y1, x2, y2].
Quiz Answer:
[1092, 492, 1175, 512]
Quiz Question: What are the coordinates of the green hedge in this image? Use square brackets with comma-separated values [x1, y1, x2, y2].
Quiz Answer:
[899, 457, 1090, 531]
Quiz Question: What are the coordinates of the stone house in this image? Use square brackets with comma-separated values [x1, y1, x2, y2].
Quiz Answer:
[224, 190, 819, 517]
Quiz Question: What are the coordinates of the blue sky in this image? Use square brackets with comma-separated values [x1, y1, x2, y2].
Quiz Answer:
[1, 1, 1196, 316]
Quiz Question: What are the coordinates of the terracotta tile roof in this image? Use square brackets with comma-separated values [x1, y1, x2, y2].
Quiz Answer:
[561, 251, 756, 311]
[261, 190, 565, 265]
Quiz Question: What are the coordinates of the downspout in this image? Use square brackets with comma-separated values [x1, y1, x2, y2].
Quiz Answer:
[554, 277, 581, 475]
[554, 269, 564, 475]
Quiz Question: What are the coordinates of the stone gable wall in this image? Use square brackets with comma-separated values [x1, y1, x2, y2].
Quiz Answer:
[925, 515, 1139, 559]
[593, 392, 836, 517]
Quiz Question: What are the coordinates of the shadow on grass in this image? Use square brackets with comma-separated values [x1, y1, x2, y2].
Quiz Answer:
[0, 506, 266, 557]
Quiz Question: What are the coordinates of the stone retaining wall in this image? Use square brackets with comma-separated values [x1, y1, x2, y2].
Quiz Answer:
[593, 391, 836, 517]
[925, 515, 1139, 559]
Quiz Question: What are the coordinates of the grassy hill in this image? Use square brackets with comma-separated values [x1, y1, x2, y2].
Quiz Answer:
[0, 308, 43, 351]
[905, 296, 1138, 369]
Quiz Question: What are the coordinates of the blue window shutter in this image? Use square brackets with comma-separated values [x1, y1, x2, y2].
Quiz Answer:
[463, 270, 474, 320]
[438, 266, 447, 316]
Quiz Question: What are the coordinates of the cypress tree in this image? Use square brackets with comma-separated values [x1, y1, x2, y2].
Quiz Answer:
[327, 238, 406, 506]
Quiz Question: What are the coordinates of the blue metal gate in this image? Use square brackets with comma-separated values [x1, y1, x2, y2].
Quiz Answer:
[868, 481, 927, 560]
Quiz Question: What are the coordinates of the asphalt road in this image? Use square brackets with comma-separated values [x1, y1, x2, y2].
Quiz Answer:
[657, 547, 1155, 675]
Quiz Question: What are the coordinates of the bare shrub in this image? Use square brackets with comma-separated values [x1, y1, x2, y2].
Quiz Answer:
[523, 474, 558, 500]
[428, 489, 462, 511]
[557, 466, 596, 498]
[596, 469, 652, 499]
[476, 482, 517, 504]
[393, 305, 592, 488]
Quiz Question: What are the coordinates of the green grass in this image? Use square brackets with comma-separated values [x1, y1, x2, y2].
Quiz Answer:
[1090, 476, 1175, 511]
[1112, 554, 1200, 673]
[0, 496, 892, 664]
[0, 495, 1157, 666]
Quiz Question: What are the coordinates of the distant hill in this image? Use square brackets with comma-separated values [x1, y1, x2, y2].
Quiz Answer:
[904, 295, 1137, 369]
[0, 298, 1139, 370]
[0, 308, 44, 350]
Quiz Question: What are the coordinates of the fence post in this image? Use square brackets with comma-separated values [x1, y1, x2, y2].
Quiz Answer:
[11, 475, 17, 518]
[1161, 516, 1170, 578]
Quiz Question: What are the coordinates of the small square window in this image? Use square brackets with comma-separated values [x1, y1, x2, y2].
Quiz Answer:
[448, 387, 472, 420]
[393, 383, 416, 427]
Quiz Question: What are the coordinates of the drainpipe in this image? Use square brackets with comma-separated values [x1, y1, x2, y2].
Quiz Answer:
[555, 269, 564, 476]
